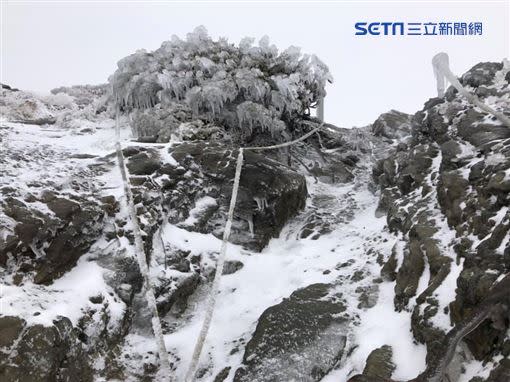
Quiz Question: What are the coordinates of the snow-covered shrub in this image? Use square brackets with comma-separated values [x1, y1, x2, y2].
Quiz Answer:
[51, 84, 109, 106]
[109, 26, 332, 142]
[50, 84, 111, 123]
[42, 92, 76, 108]
[130, 103, 192, 142]
[0, 89, 56, 124]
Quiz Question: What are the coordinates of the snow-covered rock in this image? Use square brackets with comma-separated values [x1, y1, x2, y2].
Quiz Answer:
[1, 33, 509, 382]
[365, 61, 510, 382]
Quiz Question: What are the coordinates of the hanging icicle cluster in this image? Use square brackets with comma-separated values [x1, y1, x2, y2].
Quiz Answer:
[109, 26, 332, 140]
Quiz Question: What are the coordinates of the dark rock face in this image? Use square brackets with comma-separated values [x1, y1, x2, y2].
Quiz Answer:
[121, 141, 307, 252]
[222, 260, 244, 275]
[484, 358, 510, 382]
[394, 239, 425, 310]
[1, 194, 105, 285]
[362, 345, 395, 380]
[0, 316, 26, 348]
[0, 317, 93, 382]
[96, 251, 143, 305]
[164, 141, 308, 251]
[372, 110, 412, 140]
[460, 62, 503, 88]
[125, 150, 161, 176]
[116, 141, 309, 330]
[155, 271, 200, 317]
[234, 283, 348, 382]
[374, 61, 510, 372]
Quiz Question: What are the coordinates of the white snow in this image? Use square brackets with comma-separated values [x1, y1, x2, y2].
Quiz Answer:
[0, 259, 125, 327]
[159, 175, 427, 381]
[181, 196, 218, 227]
[458, 356, 502, 382]
[3, 92, 502, 381]
[323, 280, 427, 381]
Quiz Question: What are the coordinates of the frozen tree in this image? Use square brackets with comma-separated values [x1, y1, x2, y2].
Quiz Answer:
[109, 26, 332, 142]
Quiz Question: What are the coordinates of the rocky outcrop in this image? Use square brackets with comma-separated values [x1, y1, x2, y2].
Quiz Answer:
[0, 317, 93, 382]
[2, 58, 509, 382]
[373, 61, 510, 380]
[362, 345, 396, 380]
[234, 283, 348, 382]
[372, 110, 412, 140]
[124, 141, 309, 252]
[349, 274, 510, 382]
[1, 193, 106, 285]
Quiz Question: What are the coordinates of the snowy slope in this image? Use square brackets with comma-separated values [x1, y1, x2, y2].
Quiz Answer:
[1, 59, 510, 382]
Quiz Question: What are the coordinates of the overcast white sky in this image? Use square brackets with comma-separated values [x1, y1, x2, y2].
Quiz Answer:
[2, 1, 509, 127]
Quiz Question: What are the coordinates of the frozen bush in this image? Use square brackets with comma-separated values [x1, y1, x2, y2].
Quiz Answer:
[109, 26, 332, 142]
[42, 92, 76, 108]
[51, 84, 109, 106]
[130, 103, 192, 142]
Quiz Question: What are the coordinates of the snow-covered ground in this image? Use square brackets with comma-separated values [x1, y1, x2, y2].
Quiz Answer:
[153, 156, 427, 380]
[0, 121, 127, 326]
[0, 118, 429, 381]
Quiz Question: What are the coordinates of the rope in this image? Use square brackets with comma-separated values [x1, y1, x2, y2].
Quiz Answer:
[185, 123, 324, 381]
[432, 52, 510, 128]
[244, 123, 324, 151]
[184, 148, 244, 382]
[115, 110, 172, 379]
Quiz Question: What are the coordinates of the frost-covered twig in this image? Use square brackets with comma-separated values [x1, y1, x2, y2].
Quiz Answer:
[432, 52, 510, 128]
[114, 110, 172, 378]
[414, 273, 510, 382]
[110, 27, 332, 141]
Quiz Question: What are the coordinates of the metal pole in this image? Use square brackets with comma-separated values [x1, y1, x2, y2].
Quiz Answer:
[317, 96, 324, 122]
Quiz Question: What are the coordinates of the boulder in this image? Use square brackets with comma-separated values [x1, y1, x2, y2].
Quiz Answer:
[165, 141, 308, 251]
[0, 317, 93, 382]
[125, 150, 161, 176]
[371, 110, 412, 140]
[2, 194, 104, 285]
[460, 62, 503, 88]
[234, 283, 348, 382]
[362, 345, 395, 379]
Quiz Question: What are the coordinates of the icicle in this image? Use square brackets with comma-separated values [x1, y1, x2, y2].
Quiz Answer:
[247, 215, 255, 239]
[254, 196, 267, 212]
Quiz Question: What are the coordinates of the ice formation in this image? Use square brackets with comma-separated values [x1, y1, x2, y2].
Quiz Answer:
[109, 26, 333, 140]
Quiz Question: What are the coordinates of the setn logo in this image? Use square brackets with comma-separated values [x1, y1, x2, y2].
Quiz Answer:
[355, 22, 483, 36]
[355, 22, 404, 36]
